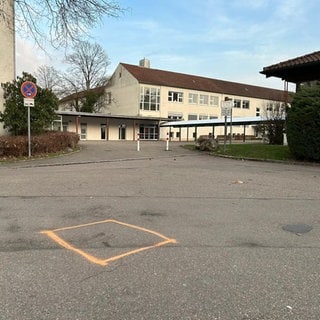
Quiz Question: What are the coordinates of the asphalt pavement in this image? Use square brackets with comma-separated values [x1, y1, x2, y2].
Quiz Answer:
[1, 140, 197, 168]
[0, 141, 319, 320]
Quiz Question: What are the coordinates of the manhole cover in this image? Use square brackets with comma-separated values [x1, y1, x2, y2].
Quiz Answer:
[282, 224, 313, 234]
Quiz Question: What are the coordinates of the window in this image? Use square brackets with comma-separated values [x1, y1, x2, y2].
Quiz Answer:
[188, 114, 197, 120]
[242, 100, 250, 109]
[139, 125, 158, 140]
[101, 124, 106, 140]
[168, 91, 183, 102]
[168, 112, 183, 120]
[140, 86, 160, 111]
[210, 96, 219, 106]
[189, 93, 198, 104]
[80, 123, 87, 140]
[266, 103, 273, 111]
[199, 114, 208, 120]
[256, 107, 260, 117]
[209, 115, 218, 119]
[234, 99, 241, 108]
[199, 94, 208, 105]
[106, 92, 112, 104]
[274, 103, 281, 112]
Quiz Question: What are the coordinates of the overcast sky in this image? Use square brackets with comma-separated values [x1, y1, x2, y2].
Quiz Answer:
[16, 0, 319, 90]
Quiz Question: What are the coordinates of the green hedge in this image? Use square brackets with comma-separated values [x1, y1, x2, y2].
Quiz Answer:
[0, 131, 79, 158]
[286, 85, 320, 161]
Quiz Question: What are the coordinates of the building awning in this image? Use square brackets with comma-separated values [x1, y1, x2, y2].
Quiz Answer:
[160, 116, 284, 128]
[56, 111, 169, 122]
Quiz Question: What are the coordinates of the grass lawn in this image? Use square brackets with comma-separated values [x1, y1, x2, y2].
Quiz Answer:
[215, 144, 293, 161]
[183, 143, 294, 161]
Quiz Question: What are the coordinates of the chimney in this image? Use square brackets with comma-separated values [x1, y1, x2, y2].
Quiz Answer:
[139, 58, 150, 68]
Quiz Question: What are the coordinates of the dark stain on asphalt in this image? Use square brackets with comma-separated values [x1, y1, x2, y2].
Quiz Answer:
[282, 223, 313, 234]
[140, 210, 166, 217]
[239, 242, 266, 248]
[6, 222, 21, 233]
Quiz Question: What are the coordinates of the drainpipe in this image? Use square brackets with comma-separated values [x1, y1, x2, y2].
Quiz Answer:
[133, 120, 136, 140]
[106, 118, 109, 141]
[75, 116, 80, 135]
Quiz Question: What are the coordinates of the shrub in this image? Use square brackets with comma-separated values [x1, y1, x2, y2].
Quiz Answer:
[286, 85, 320, 161]
[0, 131, 79, 158]
[0, 73, 58, 135]
[196, 135, 218, 151]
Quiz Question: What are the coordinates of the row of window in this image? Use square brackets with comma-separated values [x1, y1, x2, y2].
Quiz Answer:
[233, 98, 250, 109]
[137, 86, 289, 112]
[139, 87, 221, 111]
[266, 102, 285, 112]
[168, 91, 251, 109]
[188, 114, 217, 120]
[256, 103, 286, 117]
[168, 113, 218, 120]
[169, 91, 219, 106]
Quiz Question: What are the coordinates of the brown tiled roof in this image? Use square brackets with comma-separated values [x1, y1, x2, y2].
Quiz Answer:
[121, 63, 286, 102]
[260, 51, 320, 83]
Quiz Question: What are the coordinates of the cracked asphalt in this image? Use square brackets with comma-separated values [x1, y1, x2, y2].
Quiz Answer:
[0, 141, 319, 319]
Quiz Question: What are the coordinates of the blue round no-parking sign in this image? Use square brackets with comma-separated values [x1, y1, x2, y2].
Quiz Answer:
[21, 81, 37, 98]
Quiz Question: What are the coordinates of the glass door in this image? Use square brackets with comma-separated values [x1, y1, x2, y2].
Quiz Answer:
[118, 124, 126, 140]
[80, 123, 87, 140]
[139, 125, 158, 140]
[101, 124, 106, 140]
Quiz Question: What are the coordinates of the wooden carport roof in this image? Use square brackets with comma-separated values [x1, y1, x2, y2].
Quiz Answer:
[260, 51, 320, 83]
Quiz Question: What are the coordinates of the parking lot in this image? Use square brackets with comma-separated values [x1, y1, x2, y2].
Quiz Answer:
[0, 141, 320, 319]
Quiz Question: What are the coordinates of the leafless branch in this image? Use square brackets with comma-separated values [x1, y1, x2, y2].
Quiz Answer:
[2, 0, 125, 48]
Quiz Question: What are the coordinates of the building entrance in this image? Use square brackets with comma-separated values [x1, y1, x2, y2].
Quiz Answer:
[119, 124, 126, 140]
[139, 125, 158, 140]
[101, 124, 106, 140]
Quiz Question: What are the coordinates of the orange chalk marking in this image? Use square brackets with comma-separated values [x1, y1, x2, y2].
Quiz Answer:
[40, 219, 176, 266]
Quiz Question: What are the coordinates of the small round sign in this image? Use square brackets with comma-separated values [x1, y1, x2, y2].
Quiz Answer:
[21, 81, 37, 98]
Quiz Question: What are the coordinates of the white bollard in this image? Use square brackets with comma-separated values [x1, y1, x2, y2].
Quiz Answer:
[166, 132, 169, 151]
[137, 132, 140, 151]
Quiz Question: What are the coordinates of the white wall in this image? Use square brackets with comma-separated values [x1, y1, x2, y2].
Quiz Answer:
[0, 0, 15, 135]
[107, 65, 140, 116]
[58, 63, 285, 141]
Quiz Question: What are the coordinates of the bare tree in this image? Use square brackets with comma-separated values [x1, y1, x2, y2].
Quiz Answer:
[65, 41, 110, 90]
[59, 70, 84, 111]
[257, 102, 286, 145]
[35, 65, 61, 91]
[0, 0, 125, 47]
[59, 71, 106, 113]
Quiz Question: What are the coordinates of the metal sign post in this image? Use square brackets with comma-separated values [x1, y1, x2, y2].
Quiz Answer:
[223, 115, 227, 153]
[24, 98, 35, 157]
[27, 105, 31, 157]
[21, 82, 37, 157]
[221, 101, 232, 153]
[229, 107, 233, 144]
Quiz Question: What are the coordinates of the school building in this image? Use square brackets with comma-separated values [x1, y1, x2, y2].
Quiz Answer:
[58, 59, 287, 141]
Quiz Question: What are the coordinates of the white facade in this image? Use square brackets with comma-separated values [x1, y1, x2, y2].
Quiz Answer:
[0, 0, 15, 135]
[58, 61, 286, 141]
[104, 62, 285, 141]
